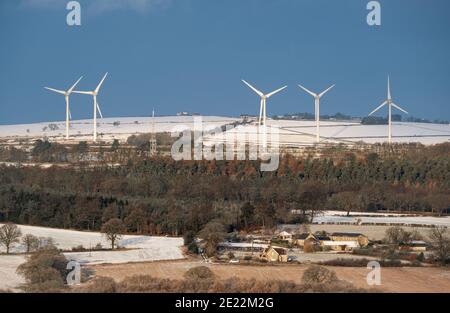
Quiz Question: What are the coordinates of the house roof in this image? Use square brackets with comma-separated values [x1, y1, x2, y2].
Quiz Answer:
[273, 247, 287, 255]
[278, 231, 292, 237]
[295, 233, 310, 240]
[331, 232, 365, 237]
[400, 240, 428, 247]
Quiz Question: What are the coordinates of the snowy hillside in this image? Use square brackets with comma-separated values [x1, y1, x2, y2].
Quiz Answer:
[207, 120, 450, 146]
[315, 211, 450, 227]
[0, 224, 185, 264]
[0, 116, 240, 143]
[0, 224, 185, 290]
[0, 116, 449, 146]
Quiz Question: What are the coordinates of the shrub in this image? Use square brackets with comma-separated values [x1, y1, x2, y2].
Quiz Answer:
[302, 265, 338, 284]
[184, 266, 215, 281]
[321, 258, 406, 267]
[75, 275, 367, 293]
[188, 242, 199, 254]
[77, 277, 117, 293]
[417, 252, 425, 262]
[16, 248, 68, 292]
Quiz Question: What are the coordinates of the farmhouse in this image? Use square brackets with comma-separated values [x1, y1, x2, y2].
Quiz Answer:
[330, 232, 369, 247]
[399, 240, 428, 252]
[277, 231, 293, 242]
[294, 231, 369, 251]
[294, 233, 330, 247]
[218, 242, 267, 253]
[321, 240, 359, 251]
[260, 246, 288, 263]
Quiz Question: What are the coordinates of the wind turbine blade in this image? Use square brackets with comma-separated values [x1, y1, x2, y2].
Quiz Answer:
[68, 108, 72, 120]
[97, 102, 103, 119]
[44, 87, 66, 95]
[72, 90, 94, 95]
[392, 103, 408, 114]
[318, 84, 335, 98]
[265, 86, 287, 98]
[242, 80, 264, 98]
[95, 73, 108, 93]
[68, 76, 83, 94]
[298, 85, 317, 98]
[368, 100, 388, 116]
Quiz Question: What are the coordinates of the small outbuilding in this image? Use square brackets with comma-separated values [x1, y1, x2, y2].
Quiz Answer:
[260, 246, 288, 263]
[330, 232, 369, 247]
[277, 231, 293, 242]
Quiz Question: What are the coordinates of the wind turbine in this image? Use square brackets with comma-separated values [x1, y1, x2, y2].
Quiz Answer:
[368, 76, 408, 144]
[298, 83, 335, 143]
[44, 76, 83, 140]
[73, 73, 108, 142]
[242, 80, 287, 126]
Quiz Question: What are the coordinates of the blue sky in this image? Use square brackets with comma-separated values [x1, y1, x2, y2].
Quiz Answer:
[0, 0, 449, 125]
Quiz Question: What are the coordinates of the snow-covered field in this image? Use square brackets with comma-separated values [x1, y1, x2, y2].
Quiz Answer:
[209, 120, 450, 146]
[0, 255, 26, 290]
[0, 224, 184, 262]
[0, 115, 239, 143]
[1, 116, 449, 146]
[315, 211, 450, 227]
[0, 224, 185, 290]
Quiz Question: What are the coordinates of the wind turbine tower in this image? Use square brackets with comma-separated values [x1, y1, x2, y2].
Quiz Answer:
[298, 83, 335, 143]
[73, 73, 108, 142]
[242, 80, 287, 126]
[150, 109, 157, 157]
[368, 76, 408, 144]
[44, 76, 83, 140]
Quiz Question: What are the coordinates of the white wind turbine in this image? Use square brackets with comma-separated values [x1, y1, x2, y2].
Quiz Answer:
[73, 73, 108, 142]
[298, 83, 335, 143]
[44, 76, 83, 140]
[368, 76, 408, 144]
[242, 80, 287, 126]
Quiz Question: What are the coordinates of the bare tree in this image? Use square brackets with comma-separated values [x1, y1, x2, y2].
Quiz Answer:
[0, 223, 22, 254]
[385, 226, 412, 245]
[22, 234, 40, 253]
[198, 221, 226, 257]
[428, 226, 450, 265]
[101, 218, 125, 250]
[427, 194, 450, 217]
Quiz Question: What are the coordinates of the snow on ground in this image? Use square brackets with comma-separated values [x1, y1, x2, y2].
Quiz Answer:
[323, 210, 410, 217]
[0, 255, 26, 290]
[205, 119, 450, 146]
[0, 116, 239, 143]
[1, 116, 449, 146]
[0, 224, 184, 263]
[65, 235, 184, 265]
[314, 211, 450, 227]
[0, 224, 185, 289]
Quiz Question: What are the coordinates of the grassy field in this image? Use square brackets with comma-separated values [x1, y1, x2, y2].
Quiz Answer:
[91, 259, 450, 293]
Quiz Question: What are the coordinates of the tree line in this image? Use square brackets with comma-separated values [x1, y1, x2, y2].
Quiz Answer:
[0, 143, 448, 236]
